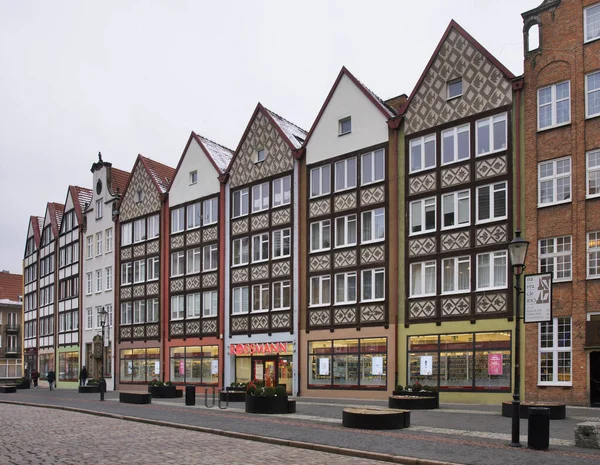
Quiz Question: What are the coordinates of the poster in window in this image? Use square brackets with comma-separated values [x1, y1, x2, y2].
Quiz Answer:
[179, 359, 185, 376]
[488, 353, 503, 375]
[371, 356, 383, 375]
[255, 363, 264, 380]
[420, 355, 433, 375]
[154, 361, 160, 376]
[211, 359, 219, 375]
[127, 361, 132, 374]
[319, 357, 330, 376]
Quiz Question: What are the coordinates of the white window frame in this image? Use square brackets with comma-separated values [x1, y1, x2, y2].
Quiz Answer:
[335, 157, 357, 192]
[232, 287, 249, 315]
[409, 197, 436, 236]
[361, 149, 385, 185]
[146, 298, 159, 323]
[587, 149, 600, 198]
[476, 181, 507, 224]
[310, 165, 331, 198]
[441, 189, 470, 230]
[361, 268, 385, 302]
[252, 232, 269, 263]
[120, 262, 132, 285]
[476, 113, 507, 156]
[186, 202, 201, 230]
[539, 236, 572, 282]
[310, 219, 331, 252]
[171, 251, 185, 277]
[586, 71, 600, 118]
[120, 302, 132, 325]
[538, 157, 572, 207]
[272, 176, 291, 207]
[339, 116, 351, 135]
[335, 214, 357, 248]
[588, 231, 600, 279]
[121, 223, 132, 247]
[86, 236, 93, 259]
[86, 307, 93, 330]
[86, 272, 93, 295]
[170, 295, 184, 320]
[409, 134, 436, 174]
[186, 247, 201, 274]
[96, 231, 103, 256]
[203, 291, 218, 317]
[203, 197, 218, 225]
[133, 218, 146, 243]
[252, 283, 269, 312]
[232, 237, 249, 267]
[309, 275, 330, 307]
[186, 293, 201, 319]
[232, 188, 249, 218]
[96, 269, 103, 293]
[171, 208, 185, 234]
[272, 228, 291, 259]
[442, 124, 470, 165]
[538, 317, 572, 386]
[272, 280, 291, 311]
[252, 182, 269, 213]
[441, 256, 470, 294]
[409, 260, 436, 297]
[537, 81, 571, 130]
[147, 214, 160, 239]
[447, 78, 462, 99]
[147, 257, 159, 281]
[133, 300, 146, 324]
[476, 250, 507, 291]
[96, 199, 103, 219]
[361, 208, 385, 244]
[105, 228, 113, 253]
[203, 244, 218, 271]
[334, 271, 357, 305]
[189, 170, 198, 185]
[256, 148, 266, 163]
[584, 3, 600, 43]
[133, 260, 145, 284]
[105, 266, 113, 291]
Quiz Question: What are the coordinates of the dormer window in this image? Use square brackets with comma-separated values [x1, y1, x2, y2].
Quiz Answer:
[256, 149, 266, 163]
[189, 170, 198, 185]
[339, 117, 351, 136]
[447, 79, 463, 100]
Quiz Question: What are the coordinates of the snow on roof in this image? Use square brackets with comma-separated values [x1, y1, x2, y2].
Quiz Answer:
[265, 108, 307, 149]
[0, 298, 21, 306]
[36, 216, 44, 235]
[74, 186, 93, 212]
[197, 135, 234, 173]
[142, 156, 176, 193]
[53, 203, 64, 228]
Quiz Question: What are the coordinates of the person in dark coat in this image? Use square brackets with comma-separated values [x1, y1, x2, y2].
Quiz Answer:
[47, 369, 56, 391]
[31, 369, 40, 388]
[79, 366, 88, 386]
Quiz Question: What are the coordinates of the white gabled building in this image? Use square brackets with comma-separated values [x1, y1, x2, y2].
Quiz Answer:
[23, 216, 43, 375]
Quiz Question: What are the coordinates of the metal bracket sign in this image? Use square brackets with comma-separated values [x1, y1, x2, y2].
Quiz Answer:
[524, 273, 552, 323]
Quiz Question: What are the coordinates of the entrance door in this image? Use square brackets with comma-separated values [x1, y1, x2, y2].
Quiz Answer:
[253, 357, 277, 387]
[591, 352, 600, 407]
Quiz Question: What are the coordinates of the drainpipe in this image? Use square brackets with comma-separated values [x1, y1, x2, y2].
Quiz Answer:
[512, 79, 524, 231]
[218, 173, 229, 388]
[160, 193, 169, 382]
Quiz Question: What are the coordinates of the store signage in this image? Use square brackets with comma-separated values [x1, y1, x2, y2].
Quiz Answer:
[488, 353, 503, 375]
[524, 273, 552, 323]
[229, 342, 288, 355]
[420, 355, 433, 375]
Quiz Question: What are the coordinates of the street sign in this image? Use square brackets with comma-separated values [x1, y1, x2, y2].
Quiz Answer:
[524, 273, 552, 323]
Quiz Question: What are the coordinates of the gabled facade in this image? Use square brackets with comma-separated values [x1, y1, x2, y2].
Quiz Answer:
[400, 21, 523, 403]
[23, 215, 42, 374]
[225, 103, 306, 394]
[115, 155, 174, 388]
[82, 154, 129, 389]
[299, 67, 399, 399]
[166, 132, 232, 388]
[0, 271, 23, 381]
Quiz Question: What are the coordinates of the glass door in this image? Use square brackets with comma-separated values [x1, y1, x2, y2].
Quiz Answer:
[252, 357, 277, 387]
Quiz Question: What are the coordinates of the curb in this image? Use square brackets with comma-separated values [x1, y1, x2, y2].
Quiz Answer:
[0, 400, 463, 465]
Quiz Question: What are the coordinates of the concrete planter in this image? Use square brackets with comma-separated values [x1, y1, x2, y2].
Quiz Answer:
[245, 394, 290, 414]
[78, 385, 100, 393]
[393, 390, 439, 408]
[389, 395, 438, 410]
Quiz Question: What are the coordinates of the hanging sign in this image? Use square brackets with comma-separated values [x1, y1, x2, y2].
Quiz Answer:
[524, 273, 552, 323]
[488, 353, 503, 375]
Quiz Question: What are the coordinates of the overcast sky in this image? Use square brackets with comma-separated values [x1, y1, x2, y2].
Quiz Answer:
[0, 0, 539, 274]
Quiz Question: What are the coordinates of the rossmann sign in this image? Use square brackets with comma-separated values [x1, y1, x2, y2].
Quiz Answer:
[229, 342, 289, 355]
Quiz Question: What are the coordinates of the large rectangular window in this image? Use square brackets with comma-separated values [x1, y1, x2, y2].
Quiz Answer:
[410, 261, 436, 297]
[232, 287, 249, 314]
[538, 81, 570, 130]
[169, 346, 219, 385]
[476, 251, 507, 290]
[252, 283, 269, 312]
[588, 231, 600, 278]
[361, 149, 385, 184]
[272, 280, 291, 310]
[58, 351, 78, 381]
[310, 220, 331, 252]
[272, 176, 291, 207]
[203, 198, 218, 225]
[442, 256, 470, 293]
[252, 182, 269, 212]
[310, 165, 331, 198]
[186, 202, 201, 229]
[232, 188, 249, 218]
[335, 157, 357, 191]
[586, 71, 600, 118]
[133, 218, 146, 243]
[335, 272, 357, 304]
[442, 124, 470, 165]
[171, 208, 185, 234]
[335, 214, 357, 248]
[309, 275, 330, 307]
[186, 248, 201, 274]
[232, 237, 249, 266]
[120, 302, 132, 325]
[147, 215, 160, 239]
[410, 134, 435, 173]
[476, 113, 507, 156]
[361, 208, 385, 243]
[171, 251, 185, 277]
[587, 150, 600, 198]
[442, 190, 470, 229]
[187, 293, 201, 319]
[538, 157, 571, 206]
[203, 244, 218, 271]
[119, 348, 161, 383]
[476, 182, 507, 223]
[203, 291, 218, 317]
[409, 197, 435, 235]
[539, 236, 572, 282]
[171, 295, 184, 320]
[585, 3, 600, 42]
[252, 233, 269, 262]
[539, 317, 571, 385]
[361, 268, 384, 302]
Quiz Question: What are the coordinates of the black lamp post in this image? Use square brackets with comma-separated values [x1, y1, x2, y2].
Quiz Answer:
[99, 307, 107, 401]
[507, 230, 530, 447]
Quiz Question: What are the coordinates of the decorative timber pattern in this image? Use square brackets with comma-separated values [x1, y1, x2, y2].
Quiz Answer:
[202, 273, 218, 287]
[186, 320, 200, 335]
[309, 309, 330, 326]
[121, 288, 132, 299]
[360, 305, 385, 323]
[231, 317, 248, 332]
[476, 293, 507, 314]
[334, 192, 357, 212]
[185, 276, 200, 290]
[309, 255, 330, 272]
[146, 283, 159, 295]
[229, 111, 294, 187]
[441, 296, 471, 317]
[360, 186, 385, 206]
[272, 208, 291, 225]
[186, 230, 201, 246]
[170, 279, 184, 293]
[120, 327, 132, 339]
[475, 155, 507, 180]
[170, 322, 184, 336]
[147, 240, 159, 254]
[146, 324, 159, 338]
[133, 285, 145, 298]
[409, 237, 437, 257]
[272, 260, 290, 277]
[232, 268, 249, 283]
[309, 199, 331, 218]
[121, 248, 132, 260]
[251, 315, 269, 330]
[409, 173, 436, 195]
[133, 244, 146, 257]
[334, 307, 356, 324]
[440, 230, 470, 252]
[334, 250, 356, 268]
[441, 164, 470, 188]
[119, 162, 161, 221]
[361, 246, 385, 264]
[251, 265, 269, 280]
[203, 319, 217, 333]
[409, 300, 437, 319]
[476, 224, 507, 246]
[232, 219, 249, 236]
[271, 312, 291, 329]
[404, 29, 513, 135]
[171, 235, 184, 250]
[203, 227, 218, 242]
[251, 214, 269, 231]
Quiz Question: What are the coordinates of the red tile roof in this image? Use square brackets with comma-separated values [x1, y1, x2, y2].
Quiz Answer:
[71, 186, 93, 224]
[110, 167, 130, 196]
[0, 272, 22, 302]
[140, 156, 176, 193]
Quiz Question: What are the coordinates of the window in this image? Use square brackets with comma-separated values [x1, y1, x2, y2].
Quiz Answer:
[442, 256, 470, 293]
[476, 251, 507, 290]
[272, 281, 290, 310]
[186, 247, 201, 274]
[442, 124, 470, 164]
[203, 244, 218, 271]
[310, 165, 331, 198]
[585, 3, 600, 42]
[272, 176, 291, 207]
[120, 302, 132, 325]
[133, 260, 145, 283]
[171, 208, 185, 233]
[362, 268, 385, 301]
[252, 182, 269, 212]
[476, 113, 507, 155]
[362, 149, 385, 184]
[442, 190, 470, 229]
[539, 317, 572, 385]
[106, 304, 113, 327]
[121, 262, 132, 285]
[476, 182, 507, 223]
[310, 275, 330, 306]
[538, 81, 570, 130]
[409, 197, 436, 235]
[105, 266, 113, 290]
[86, 272, 93, 295]
[588, 232, 600, 278]
[586, 71, 600, 118]
[189, 170, 198, 184]
[410, 134, 435, 173]
[86, 236, 93, 259]
[187, 293, 201, 319]
[447, 78, 462, 99]
[232, 287, 249, 314]
[252, 283, 269, 312]
[96, 199, 103, 219]
[147, 215, 160, 239]
[171, 295, 184, 320]
[136, 190, 143, 203]
[171, 251, 185, 277]
[96, 232, 103, 255]
[96, 269, 103, 292]
[362, 208, 385, 243]
[538, 157, 571, 206]
[587, 150, 600, 197]
[147, 257, 159, 281]
[133, 300, 146, 324]
[335, 214, 357, 248]
[86, 308, 93, 330]
[133, 218, 146, 243]
[310, 219, 331, 252]
[232, 188, 249, 217]
[335, 272, 357, 304]
[339, 116, 351, 135]
[146, 298, 159, 322]
[272, 228, 291, 259]
[121, 223, 132, 246]
[203, 198, 218, 225]
[232, 237, 249, 266]
[252, 233, 269, 262]
[539, 236, 572, 282]
[410, 261, 436, 297]
[335, 157, 357, 192]
[187, 202, 201, 229]
[203, 291, 218, 317]
[256, 148, 266, 162]
[106, 228, 113, 253]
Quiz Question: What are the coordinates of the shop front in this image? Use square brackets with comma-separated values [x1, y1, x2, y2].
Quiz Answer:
[118, 346, 161, 386]
[168, 345, 219, 386]
[57, 347, 79, 387]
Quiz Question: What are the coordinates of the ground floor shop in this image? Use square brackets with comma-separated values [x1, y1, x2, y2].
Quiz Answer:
[166, 343, 220, 386]
[82, 335, 114, 390]
[56, 346, 79, 387]
[0, 358, 23, 380]
[117, 344, 161, 388]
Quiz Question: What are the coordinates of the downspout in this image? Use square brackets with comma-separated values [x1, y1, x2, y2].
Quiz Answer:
[292, 147, 305, 397]
[113, 202, 121, 390]
[160, 193, 169, 382]
[512, 79, 524, 231]
[218, 173, 229, 388]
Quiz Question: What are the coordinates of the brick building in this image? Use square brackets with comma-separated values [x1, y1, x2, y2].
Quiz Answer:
[0, 271, 23, 381]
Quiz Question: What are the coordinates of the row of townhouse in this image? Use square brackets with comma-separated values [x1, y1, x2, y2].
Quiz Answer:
[19, 0, 600, 406]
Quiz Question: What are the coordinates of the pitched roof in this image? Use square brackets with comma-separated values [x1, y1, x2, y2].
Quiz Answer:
[193, 133, 234, 173]
[45, 202, 64, 238]
[110, 167, 130, 195]
[264, 108, 307, 150]
[141, 156, 175, 193]
[29, 216, 43, 246]
[70, 186, 93, 224]
[0, 272, 22, 302]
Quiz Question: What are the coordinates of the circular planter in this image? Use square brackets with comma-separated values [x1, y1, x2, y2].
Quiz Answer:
[245, 394, 289, 414]
[148, 385, 178, 398]
[389, 395, 437, 410]
[501, 401, 565, 420]
[342, 407, 410, 430]
[15, 381, 31, 390]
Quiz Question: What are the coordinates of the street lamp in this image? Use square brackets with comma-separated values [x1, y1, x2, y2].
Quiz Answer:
[507, 230, 530, 447]
[99, 307, 108, 401]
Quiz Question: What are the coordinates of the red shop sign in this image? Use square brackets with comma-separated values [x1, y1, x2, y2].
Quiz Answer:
[229, 342, 288, 356]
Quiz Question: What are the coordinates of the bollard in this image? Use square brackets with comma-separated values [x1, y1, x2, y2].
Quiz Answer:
[528, 407, 550, 450]
[185, 385, 195, 406]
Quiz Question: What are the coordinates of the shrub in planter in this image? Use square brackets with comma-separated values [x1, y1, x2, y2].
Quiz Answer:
[15, 378, 30, 389]
[244, 379, 290, 414]
[148, 379, 177, 398]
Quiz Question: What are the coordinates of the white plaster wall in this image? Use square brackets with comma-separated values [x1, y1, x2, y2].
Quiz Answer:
[306, 74, 389, 164]
[169, 140, 221, 207]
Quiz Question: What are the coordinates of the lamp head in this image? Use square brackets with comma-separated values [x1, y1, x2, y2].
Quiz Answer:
[508, 230, 530, 275]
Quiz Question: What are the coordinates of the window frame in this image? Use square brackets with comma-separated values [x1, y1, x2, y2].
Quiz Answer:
[170, 251, 185, 277]
[361, 268, 385, 302]
[334, 271, 357, 305]
[334, 157, 357, 192]
[203, 197, 218, 225]
[252, 283, 269, 312]
[133, 259, 145, 284]
[309, 275, 331, 307]
[409, 134, 436, 174]
[170, 295, 184, 321]
[120, 263, 132, 285]
[203, 290, 218, 317]
[335, 214, 357, 248]
[232, 188, 249, 218]
[105, 228, 113, 253]
[476, 181, 507, 224]
[186, 293, 201, 319]
[586, 71, 600, 119]
[186, 202, 201, 230]
[272, 280, 291, 311]
[584, 3, 600, 43]
[339, 116, 351, 135]
[203, 244, 218, 272]
[537, 81, 571, 131]
[441, 256, 471, 294]
[133, 218, 146, 243]
[587, 149, 600, 198]
[447, 78, 463, 99]
[409, 260, 436, 298]
[189, 170, 198, 185]
[539, 235, 572, 282]
[272, 175, 291, 207]
[476, 250, 508, 291]
[538, 317, 572, 386]
[186, 247, 201, 275]
[310, 165, 331, 198]
[146, 257, 159, 281]
[252, 232, 269, 263]
[361, 149, 385, 185]
[171, 208, 185, 234]
[252, 181, 270, 213]
[409, 197, 436, 236]
[441, 189, 470, 230]
[587, 231, 600, 279]
[147, 215, 160, 239]
[121, 223, 132, 247]
[272, 228, 291, 259]
[538, 157, 572, 207]
[361, 207, 385, 244]
[442, 123, 470, 165]
[232, 237, 249, 267]
[475, 113, 507, 156]
[310, 219, 331, 253]
[232, 286, 249, 315]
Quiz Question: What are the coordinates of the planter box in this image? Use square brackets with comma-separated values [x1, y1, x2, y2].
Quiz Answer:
[148, 385, 178, 398]
[15, 381, 30, 389]
[78, 385, 100, 393]
[389, 395, 438, 410]
[393, 390, 439, 408]
[245, 394, 290, 414]
[501, 401, 565, 420]
[220, 389, 246, 402]
[120, 392, 151, 404]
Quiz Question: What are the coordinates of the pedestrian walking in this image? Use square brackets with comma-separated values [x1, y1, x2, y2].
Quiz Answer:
[31, 369, 40, 388]
[47, 369, 56, 391]
[79, 366, 88, 386]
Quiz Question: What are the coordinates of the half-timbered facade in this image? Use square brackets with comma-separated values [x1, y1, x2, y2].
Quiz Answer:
[115, 155, 174, 388]
[225, 104, 306, 394]
[166, 132, 232, 387]
[401, 21, 523, 402]
[23, 215, 42, 374]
